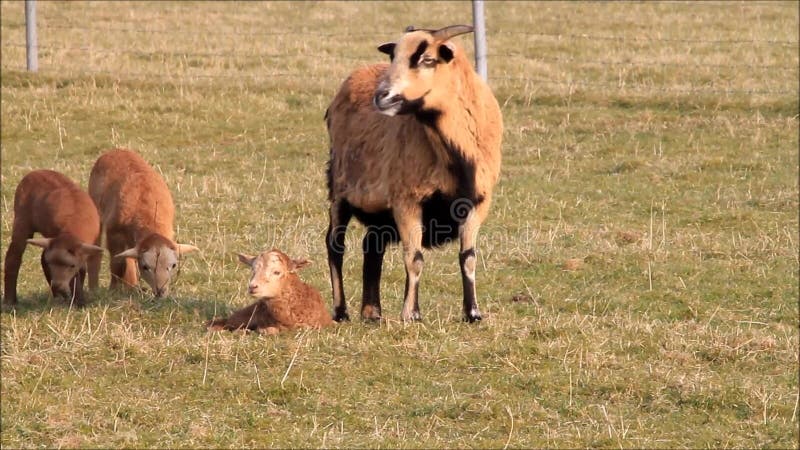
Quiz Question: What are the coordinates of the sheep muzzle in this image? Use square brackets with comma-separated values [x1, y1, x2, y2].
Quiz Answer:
[373, 87, 404, 116]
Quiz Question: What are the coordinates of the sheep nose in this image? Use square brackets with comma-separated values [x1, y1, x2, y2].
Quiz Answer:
[248, 284, 257, 294]
[374, 86, 389, 100]
[155, 287, 167, 297]
[373, 88, 390, 107]
[52, 285, 71, 298]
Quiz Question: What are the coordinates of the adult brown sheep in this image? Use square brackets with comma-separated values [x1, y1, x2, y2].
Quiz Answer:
[325, 25, 503, 323]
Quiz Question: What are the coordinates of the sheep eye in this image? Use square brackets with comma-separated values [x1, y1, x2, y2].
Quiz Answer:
[273, 271, 281, 276]
[170, 263, 177, 270]
[139, 263, 150, 272]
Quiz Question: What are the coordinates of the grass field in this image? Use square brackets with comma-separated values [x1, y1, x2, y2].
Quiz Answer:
[1, 1, 798, 448]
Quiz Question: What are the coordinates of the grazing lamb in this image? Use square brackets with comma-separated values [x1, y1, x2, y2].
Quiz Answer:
[207, 249, 333, 334]
[3, 170, 103, 307]
[88, 149, 198, 298]
[325, 25, 503, 322]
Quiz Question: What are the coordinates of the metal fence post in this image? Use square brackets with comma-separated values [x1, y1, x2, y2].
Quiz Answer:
[472, 0, 487, 81]
[25, 0, 38, 72]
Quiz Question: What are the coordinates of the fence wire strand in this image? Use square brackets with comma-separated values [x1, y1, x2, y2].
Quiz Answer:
[495, 30, 798, 46]
[4, 42, 798, 72]
[17, 23, 799, 46]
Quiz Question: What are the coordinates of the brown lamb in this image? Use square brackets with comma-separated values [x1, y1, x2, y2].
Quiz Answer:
[207, 249, 333, 334]
[3, 170, 104, 307]
[325, 25, 503, 323]
[88, 149, 198, 298]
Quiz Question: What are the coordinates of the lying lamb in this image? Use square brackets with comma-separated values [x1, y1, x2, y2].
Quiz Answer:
[207, 249, 333, 334]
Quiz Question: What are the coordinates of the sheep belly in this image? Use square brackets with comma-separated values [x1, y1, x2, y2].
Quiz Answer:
[345, 190, 469, 249]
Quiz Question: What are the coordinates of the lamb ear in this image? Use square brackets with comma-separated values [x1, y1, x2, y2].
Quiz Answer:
[80, 243, 105, 255]
[177, 244, 200, 256]
[290, 258, 312, 272]
[27, 238, 53, 249]
[237, 253, 256, 267]
[114, 247, 139, 260]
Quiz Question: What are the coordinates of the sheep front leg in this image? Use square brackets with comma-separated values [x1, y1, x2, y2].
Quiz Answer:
[326, 200, 352, 321]
[395, 206, 424, 322]
[459, 209, 483, 323]
[87, 231, 102, 290]
[71, 268, 87, 307]
[3, 222, 31, 306]
[107, 230, 137, 289]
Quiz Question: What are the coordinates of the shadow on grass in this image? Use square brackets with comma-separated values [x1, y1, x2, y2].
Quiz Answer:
[2, 287, 234, 332]
[0, 291, 67, 316]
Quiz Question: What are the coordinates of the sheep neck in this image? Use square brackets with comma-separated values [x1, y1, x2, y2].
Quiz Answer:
[415, 68, 486, 205]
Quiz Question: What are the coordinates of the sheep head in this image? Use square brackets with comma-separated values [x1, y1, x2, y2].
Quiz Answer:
[373, 24, 474, 117]
[27, 234, 103, 300]
[237, 249, 311, 299]
[114, 233, 198, 298]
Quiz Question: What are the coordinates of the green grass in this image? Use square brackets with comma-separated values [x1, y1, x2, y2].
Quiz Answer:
[2, 1, 798, 448]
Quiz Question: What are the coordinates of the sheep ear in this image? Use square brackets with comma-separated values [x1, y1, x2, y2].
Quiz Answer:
[377, 42, 396, 56]
[80, 243, 105, 255]
[27, 238, 53, 249]
[237, 253, 256, 267]
[177, 244, 199, 256]
[438, 42, 456, 63]
[114, 247, 139, 260]
[290, 258, 312, 272]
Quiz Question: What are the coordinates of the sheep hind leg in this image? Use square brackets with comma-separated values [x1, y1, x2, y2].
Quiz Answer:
[326, 200, 352, 322]
[360, 225, 388, 321]
[459, 215, 482, 323]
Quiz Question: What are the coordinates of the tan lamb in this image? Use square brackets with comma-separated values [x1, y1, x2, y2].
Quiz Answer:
[3, 170, 104, 307]
[207, 249, 333, 334]
[88, 149, 198, 298]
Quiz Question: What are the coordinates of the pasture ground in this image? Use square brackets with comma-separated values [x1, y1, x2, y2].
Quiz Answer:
[1, 1, 798, 448]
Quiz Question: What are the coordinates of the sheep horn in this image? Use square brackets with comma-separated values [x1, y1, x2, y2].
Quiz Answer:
[432, 24, 474, 41]
[405, 25, 436, 34]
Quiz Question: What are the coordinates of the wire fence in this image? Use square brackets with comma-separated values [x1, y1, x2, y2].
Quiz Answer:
[4, 41, 798, 71]
[5, 22, 798, 46]
[2, 11, 798, 98]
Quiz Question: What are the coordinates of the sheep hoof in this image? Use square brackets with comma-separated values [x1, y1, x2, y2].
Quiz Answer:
[360, 304, 382, 322]
[257, 326, 280, 335]
[401, 311, 423, 322]
[334, 308, 350, 322]
[464, 310, 482, 323]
